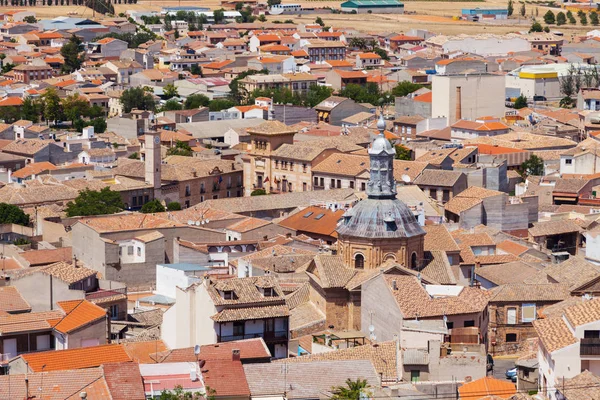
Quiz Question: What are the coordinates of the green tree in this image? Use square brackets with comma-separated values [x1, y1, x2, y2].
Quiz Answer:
[167, 140, 193, 157]
[65, 188, 124, 217]
[543, 10, 555, 24]
[251, 189, 267, 196]
[0, 106, 20, 124]
[529, 21, 543, 32]
[514, 95, 528, 109]
[331, 379, 371, 400]
[88, 118, 107, 133]
[60, 34, 84, 73]
[163, 83, 179, 99]
[42, 87, 63, 123]
[23, 15, 37, 23]
[0, 203, 30, 226]
[120, 87, 156, 113]
[267, 0, 280, 6]
[235, 2, 243, 10]
[557, 11, 566, 25]
[258, 14, 267, 22]
[162, 99, 182, 111]
[128, 152, 140, 159]
[21, 97, 41, 123]
[543, 26, 550, 33]
[184, 94, 210, 109]
[306, 85, 334, 107]
[591, 11, 599, 25]
[391, 81, 423, 97]
[209, 98, 235, 112]
[507, 0, 514, 16]
[520, 155, 544, 177]
[213, 9, 225, 24]
[62, 93, 91, 123]
[372, 47, 389, 61]
[567, 10, 576, 24]
[520, 3, 526, 16]
[560, 96, 575, 108]
[190, 64, 202, 76]
[315, 16, 325, 26]
[1, 63, 15, 74]
[394, 145, 412, 160]
[167, 202, 181, 211]
[349, 37, 368, 50]
[141, 199, 165, 213]
[580, 11, 588, 25]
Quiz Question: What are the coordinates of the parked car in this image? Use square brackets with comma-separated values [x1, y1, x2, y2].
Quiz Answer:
[505, 367, 517, 379]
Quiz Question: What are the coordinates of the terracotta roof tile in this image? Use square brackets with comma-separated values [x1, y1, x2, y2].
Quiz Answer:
[19, 344, 132, 372]
[533, 316, 577, 353]
[54, 300, 107, 334]
[20, 247, 72, 266]
[12, 261, 96, 284]
[277, 341, 398, 380]
[278, 206, 344, 237]
[459, 377, 516, 400]
[0, 286, 30, 313]
[490, 283, 570, 303]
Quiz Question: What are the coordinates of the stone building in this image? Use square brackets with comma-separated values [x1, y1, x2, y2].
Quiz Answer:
[337, 116, 426, 270]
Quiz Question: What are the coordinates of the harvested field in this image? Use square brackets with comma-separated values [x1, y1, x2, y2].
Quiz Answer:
[25, 0, 589, 37]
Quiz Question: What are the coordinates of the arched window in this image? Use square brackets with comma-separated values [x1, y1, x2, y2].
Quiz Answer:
[384, 254, 396, 262]
[411, 252, 418, 269]
[355, 254, 365, 269]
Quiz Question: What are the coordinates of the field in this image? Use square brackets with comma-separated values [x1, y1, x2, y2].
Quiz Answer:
[28, 0, 590, 37]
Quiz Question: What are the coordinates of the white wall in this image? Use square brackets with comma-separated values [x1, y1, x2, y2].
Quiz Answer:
[118, 239, 146, 264]
[155, 264, 200, 299]
[442, 37, 530, 57]
[432, 74, 505, 124]
[585, 233, 600, 263]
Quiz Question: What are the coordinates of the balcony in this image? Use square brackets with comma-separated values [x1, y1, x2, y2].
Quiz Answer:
[581, 338, 600, 356]
[200, 188, 206, 194]
[218, 330, 288, 343]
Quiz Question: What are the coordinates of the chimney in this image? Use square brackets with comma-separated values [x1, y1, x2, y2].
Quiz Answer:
[455, 86, 462, 121]
[392, 280, 398, 290]
[25, 378, 29, 399]
[232, 349, 241, 361]
[231, 162, 235, 170]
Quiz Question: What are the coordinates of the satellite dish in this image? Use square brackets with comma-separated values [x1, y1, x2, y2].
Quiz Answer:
[206, 219, 210, 224]
[195, 221, 200, 226]
[368, 324, 375, 333]
[194, 344, 200, 356]
[201, 221, 205, 225]
[401, 174, 411, 183]
[187, 220, 193, 225]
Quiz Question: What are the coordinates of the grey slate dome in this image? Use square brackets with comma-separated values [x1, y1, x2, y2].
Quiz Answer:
[337, 113, 425, 239]
[337, 198, 425, 239]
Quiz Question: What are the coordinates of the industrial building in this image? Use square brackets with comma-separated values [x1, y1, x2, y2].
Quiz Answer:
[340, 0, 404, 14]
[461, 7, 509, 21]
[432, 73, 506, 125]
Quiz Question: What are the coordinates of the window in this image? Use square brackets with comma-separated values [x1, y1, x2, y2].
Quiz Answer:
[361, 182, 366, 191]
[109, 304, 119, 319]
[411, 370, 420, 383]
[522, 303, 536, 323]
[350, 181, 355, 189]
[354, 254, 365, 269]
[223, 290, 236, 300]
[446, 321, 454, 330]
[585, 330, 600, 339]
[464, 320, 475, 327]
[314, 177, 319, 186]
[127, 246, 134, 255]
[411, 252, 418, 269]
[507, 307, 517, 325]
[303, 182, 307, 191]
[137, 247, 141, 257]
[565, 158, 572, 165]
[263, 287, 276, 297]
[506, 333, 517, 342]
[233, 321, 244, 336]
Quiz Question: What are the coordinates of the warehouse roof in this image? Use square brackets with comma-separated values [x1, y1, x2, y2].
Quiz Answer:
[341, 0, 403, 7]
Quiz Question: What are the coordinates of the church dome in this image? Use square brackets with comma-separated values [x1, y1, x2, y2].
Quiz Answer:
[337, 198, 425, 239]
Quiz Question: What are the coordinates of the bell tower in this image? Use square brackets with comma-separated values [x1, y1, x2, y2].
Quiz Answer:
[367, 116, 397, 200]
[145, 130, 161, 194]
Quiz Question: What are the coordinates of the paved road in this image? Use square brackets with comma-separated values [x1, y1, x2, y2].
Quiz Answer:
[490, 357, 518, 381]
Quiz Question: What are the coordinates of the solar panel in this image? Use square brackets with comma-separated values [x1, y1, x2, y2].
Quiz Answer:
[315, 213, 325, 220]
[303, 212, 314, 218]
